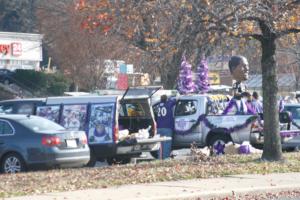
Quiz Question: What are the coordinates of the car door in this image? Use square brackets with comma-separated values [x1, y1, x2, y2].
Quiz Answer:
[173, 98, 202, 146]
[0, 120, 15, 157]
[284, 106, 300, 145]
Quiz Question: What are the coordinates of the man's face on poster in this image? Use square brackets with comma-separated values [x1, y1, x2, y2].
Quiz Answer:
[96, 124, 105, 134]
[231, 57, 249, 81]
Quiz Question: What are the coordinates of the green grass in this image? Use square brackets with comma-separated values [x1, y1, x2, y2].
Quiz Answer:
[2, 152, 300, 198]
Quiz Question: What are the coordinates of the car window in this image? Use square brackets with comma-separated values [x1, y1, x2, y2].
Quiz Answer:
[285, 107, 300, 120]
[16, 103, 34, 115]
[0, 121, 14, 135]
[175, 100, 197, 116]
[18, 117, 65, 132]
[120, 102, 150, 117]
[0, 104, 13, 114]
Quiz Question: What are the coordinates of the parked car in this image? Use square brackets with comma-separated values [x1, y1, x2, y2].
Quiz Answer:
[0, 69, 14, 85]
[282, 104, 300, 150]
[0, 115, 90, 173]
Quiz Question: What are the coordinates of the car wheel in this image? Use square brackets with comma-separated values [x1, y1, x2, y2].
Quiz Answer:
[1, 153, 26, 173]
[208, 134, 231, 155]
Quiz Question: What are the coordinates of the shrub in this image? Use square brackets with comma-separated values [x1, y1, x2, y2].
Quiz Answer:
[13, 70, 69, 96]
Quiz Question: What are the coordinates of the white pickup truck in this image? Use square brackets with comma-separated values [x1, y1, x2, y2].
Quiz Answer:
[169, 94, 262, 150]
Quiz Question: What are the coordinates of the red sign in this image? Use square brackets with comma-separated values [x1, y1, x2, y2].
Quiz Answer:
[117, 74, 128, 90]
[11, 43, 22, 56]
[0, 44, 10, 55]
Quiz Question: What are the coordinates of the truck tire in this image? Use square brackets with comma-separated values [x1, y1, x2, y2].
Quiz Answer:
[107, 157, 131, 165]
[208, 134, 232, 155]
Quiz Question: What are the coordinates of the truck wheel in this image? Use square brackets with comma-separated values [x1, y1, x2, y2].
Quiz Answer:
[107, 157, 131, 165]
[208, 134, 231, 155]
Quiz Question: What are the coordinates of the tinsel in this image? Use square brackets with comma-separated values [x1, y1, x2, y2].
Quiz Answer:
[195, 58, 210, 94]
[177, 55, 196, 94]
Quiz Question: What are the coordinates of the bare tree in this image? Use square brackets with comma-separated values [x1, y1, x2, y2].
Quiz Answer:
[36, 0, 154, 91]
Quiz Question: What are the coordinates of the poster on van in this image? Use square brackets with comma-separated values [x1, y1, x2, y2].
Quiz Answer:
[88, 103, 114, 144]
[61, 105, 87, 131]
[36, 105, 60, 123]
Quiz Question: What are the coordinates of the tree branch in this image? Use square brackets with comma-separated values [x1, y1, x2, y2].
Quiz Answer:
[277, 28, 300, 38]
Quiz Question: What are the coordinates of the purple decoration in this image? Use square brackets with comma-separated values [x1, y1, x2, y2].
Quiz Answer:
[280, 130, 300, 137]
[177, 119, 188, 130]
[177, 55, 196, 95]
[214, 141, 225, 155]
[239, 145, 250, 154]
[195, 58, 210, 94]
[222, 99, 238, 115]
[246, 102, 257, 115]
[174, 113, 258, 135]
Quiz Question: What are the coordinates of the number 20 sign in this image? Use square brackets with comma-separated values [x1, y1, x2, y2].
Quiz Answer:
[11, 43, 22, 56]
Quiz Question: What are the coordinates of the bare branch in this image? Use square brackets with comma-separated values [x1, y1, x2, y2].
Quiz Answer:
[277, 28, 300, 38]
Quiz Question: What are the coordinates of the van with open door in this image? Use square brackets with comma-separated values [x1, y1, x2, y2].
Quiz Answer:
[0, 87, 169, 166]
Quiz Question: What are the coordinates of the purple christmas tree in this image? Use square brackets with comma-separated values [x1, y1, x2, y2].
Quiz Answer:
[195, 58, 210, 94]
[177, 55, 196, 94]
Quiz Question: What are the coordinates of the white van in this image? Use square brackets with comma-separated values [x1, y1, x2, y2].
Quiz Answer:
[0, 87, 168, 166]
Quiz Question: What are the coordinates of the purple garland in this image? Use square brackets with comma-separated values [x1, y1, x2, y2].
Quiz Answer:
[175, 113, 258, 135]
[280, 130, 300, 137]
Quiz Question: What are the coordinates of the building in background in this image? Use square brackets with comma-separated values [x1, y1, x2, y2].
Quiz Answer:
[104, 59, 150, 89]
[0, 31, 43, 71]
[207, 55, 232, 86]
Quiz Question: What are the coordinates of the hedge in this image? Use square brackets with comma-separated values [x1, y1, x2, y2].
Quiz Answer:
[13, 70, 69, 96]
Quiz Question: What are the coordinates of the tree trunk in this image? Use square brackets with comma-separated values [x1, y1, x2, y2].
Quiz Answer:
[261, 37, 283, 161]
[160, 51, 183, 89]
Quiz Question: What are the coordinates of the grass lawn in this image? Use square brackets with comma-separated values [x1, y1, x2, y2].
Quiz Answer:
[1, 152, 300, 198]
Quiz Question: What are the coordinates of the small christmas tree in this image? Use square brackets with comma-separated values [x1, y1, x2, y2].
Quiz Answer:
[195, 58, 210, 94]
[177, 55, 196, 94]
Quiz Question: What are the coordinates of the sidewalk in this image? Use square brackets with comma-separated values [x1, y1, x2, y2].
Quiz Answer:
[7, 172, 300, 200]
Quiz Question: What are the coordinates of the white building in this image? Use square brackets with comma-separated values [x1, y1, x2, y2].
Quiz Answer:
[0, 32, 43, 71]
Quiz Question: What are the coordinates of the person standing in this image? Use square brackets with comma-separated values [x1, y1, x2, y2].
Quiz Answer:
[156, 95, 176, 159]
[252, 91, 263, 113]
[242, 92, 256, 114]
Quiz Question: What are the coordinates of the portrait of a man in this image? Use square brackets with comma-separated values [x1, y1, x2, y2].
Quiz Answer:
[228, 55, 249, 96]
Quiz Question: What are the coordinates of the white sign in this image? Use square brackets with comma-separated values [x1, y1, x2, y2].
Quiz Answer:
[126, 64, 134, 74]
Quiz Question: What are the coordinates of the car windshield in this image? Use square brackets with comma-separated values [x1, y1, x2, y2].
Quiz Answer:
[284, 106, 300, 120]
[18, 116, 66, 132]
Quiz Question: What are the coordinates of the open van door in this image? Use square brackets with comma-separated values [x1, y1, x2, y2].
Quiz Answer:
[121, 86, 162, 100]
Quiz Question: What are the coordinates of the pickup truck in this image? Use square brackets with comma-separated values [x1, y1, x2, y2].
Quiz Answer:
[161, 94, 299, 153]
[159, 94, 262, 152]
